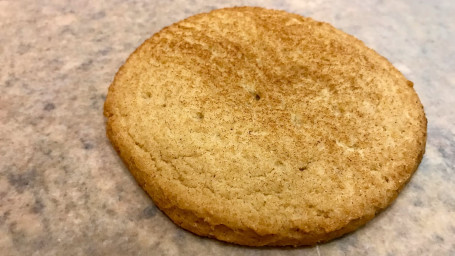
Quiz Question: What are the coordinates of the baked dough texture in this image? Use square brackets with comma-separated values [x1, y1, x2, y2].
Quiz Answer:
[104, 7, 427, 246]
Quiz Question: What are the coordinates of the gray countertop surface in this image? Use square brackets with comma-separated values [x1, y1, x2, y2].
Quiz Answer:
[1, 0, 454, 255]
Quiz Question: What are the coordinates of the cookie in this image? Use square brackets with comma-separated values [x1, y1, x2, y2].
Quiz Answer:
[104, 7, 427, 246]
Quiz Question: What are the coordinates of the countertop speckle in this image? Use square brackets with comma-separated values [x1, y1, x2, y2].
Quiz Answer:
[1, 0, 454, 255]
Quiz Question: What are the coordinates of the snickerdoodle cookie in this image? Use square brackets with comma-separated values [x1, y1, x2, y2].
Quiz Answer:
[104, 7, 426, 246]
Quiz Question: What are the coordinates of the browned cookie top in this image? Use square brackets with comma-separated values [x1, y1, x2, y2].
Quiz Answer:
[104, 7, 426, 246]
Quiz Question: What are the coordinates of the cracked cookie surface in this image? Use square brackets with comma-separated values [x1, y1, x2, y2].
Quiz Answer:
[104, 7, 427, 246]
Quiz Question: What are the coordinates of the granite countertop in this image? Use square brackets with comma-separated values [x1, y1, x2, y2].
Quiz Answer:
[1, 0, 454, 255]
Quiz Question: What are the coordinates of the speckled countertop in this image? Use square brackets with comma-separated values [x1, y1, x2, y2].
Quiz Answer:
[1, 0, 454, 255]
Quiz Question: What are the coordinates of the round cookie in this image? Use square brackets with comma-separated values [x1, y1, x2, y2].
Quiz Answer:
[104, 7, 427, 246]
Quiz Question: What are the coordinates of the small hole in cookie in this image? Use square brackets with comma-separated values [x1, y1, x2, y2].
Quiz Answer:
[196, 112, 204, 119]
[143, 91, 152, 99]
[255, 94, 261, 100]
[298, 166, 307, 171]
